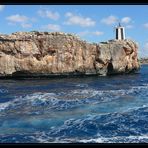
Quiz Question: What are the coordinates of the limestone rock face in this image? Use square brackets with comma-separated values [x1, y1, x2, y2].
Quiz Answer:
[0, 32, 140, 77]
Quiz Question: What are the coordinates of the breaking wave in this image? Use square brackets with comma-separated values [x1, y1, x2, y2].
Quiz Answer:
[0, 105, 147, 143]
[0, 83, 148, 113]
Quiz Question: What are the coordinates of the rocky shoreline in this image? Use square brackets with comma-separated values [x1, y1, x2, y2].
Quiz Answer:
[139, 58, 148, 65]
[0, 31, 140, 77]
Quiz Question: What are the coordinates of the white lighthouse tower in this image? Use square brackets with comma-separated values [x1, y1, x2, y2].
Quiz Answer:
[115, 23, 125, 40]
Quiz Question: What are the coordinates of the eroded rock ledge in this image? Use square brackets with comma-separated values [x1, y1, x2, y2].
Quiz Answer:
[0, 31, 140, 77]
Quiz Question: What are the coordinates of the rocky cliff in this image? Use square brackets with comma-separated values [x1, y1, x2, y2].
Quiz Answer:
[0, 31, 140, 77]
[139, 58, 148, 65]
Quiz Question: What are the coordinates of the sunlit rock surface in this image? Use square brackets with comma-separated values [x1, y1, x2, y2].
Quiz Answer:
[0, 31, 140, 77]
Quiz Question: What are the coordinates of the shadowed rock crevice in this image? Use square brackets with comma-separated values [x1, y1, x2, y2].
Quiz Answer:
[12, 71, 32, 76]
[0, 32, 140, 77]
[107, 62, 114, 75]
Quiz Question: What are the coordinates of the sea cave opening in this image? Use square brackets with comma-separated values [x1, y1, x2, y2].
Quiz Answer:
[107, 62, 113, 75]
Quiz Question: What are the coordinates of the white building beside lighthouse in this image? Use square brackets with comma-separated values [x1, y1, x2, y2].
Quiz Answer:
[115, 23, 125, 40]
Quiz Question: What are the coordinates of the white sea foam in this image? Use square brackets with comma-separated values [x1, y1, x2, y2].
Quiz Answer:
[0, 83, 148, 112]
[79, 138, 104, 143]
[75, 84, 88, 88]
[0, 102, 11, 111]
[33, 130, 148, 143]
[0, 92, 58, 111]
[79, 135, 148, 143]
[0, 89, 8, 93]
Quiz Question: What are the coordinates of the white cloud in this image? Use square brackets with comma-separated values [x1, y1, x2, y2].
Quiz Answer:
[37, 10, 44, 17]
[30, 17, 37, 22]
[101, 16, 132, 26]
[143, 23, 148, 28]
[121, 17, 131, 24]
[121, 17, 133, 29]
[0, 5, 5, 11]
[41, 24, 61, 31]
[101, 15, 118, 25]
[64, 12, 95, 27]
[6, 14, 28, 23]
[78, 30, 104, 37]
[78, 31, 90, 37]
[126, 36, 132, 40]
[144, 42, 148, 50]
[125, 25, 133, 29]
[65, 12, 73, 17]
[6, 14, 33, 29]
[21, 23, 32, 28]
[8, 22, 16, 26]
[92, 31, 104, 36]
[38, 10, 60, 20]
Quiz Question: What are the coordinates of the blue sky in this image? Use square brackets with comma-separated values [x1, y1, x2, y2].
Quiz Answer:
[0, 5, 148, 58]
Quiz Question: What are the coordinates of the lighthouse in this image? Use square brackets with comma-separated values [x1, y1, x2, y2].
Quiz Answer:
[115, 23, 125, 40]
